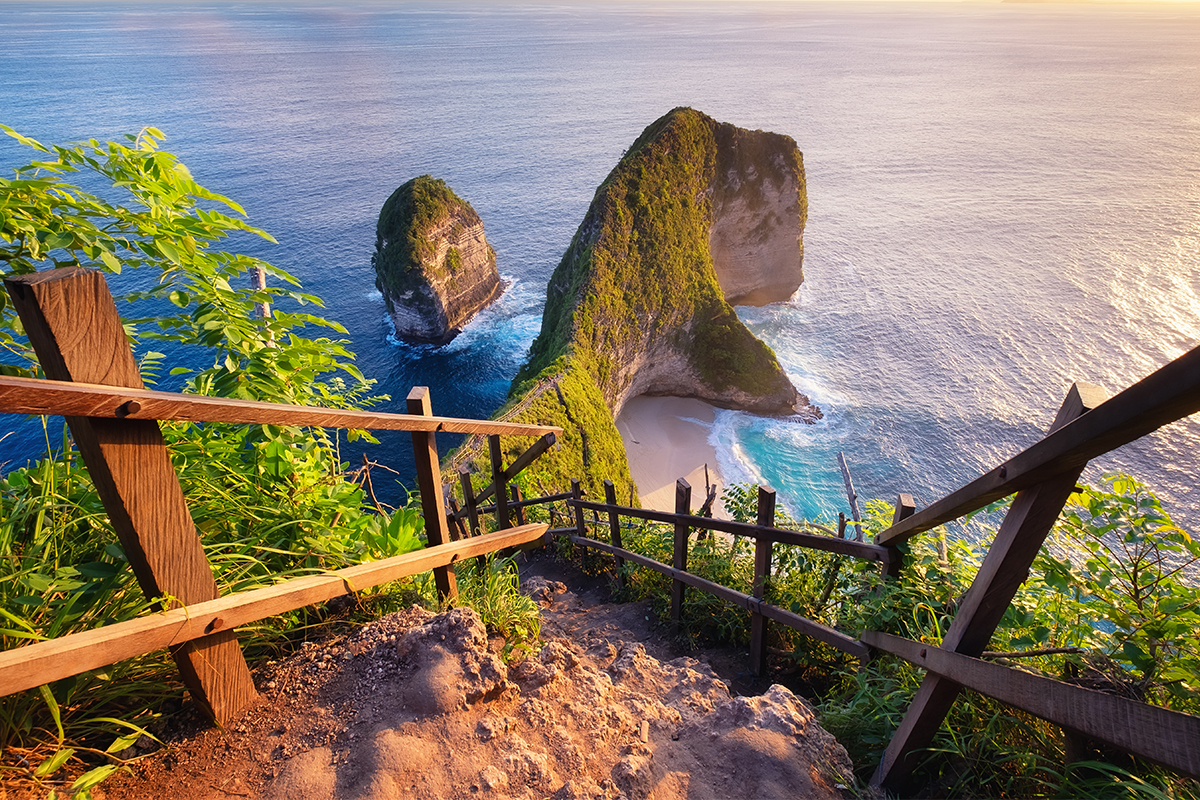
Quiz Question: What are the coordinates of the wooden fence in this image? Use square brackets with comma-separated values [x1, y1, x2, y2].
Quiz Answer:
[0, 268, 560, 725]
[3, 267, 1200, 791]
[552, 353, 1200, 790]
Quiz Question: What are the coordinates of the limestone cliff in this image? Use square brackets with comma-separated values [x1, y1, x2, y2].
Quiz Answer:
[469, 108, 818, 499]
[514, 107, 816, 419]
[373, 176, 502, 345]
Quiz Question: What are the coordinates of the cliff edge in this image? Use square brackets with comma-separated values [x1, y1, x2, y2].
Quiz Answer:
[374, 176, 502, 345]
[472, 108, 817, 498]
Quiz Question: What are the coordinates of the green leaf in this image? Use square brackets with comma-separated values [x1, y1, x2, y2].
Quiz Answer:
[34, 747, 75, 777]
[168, 289, 189, 308]
[71, 763, 120, 793]
[99, 250, 122, 273]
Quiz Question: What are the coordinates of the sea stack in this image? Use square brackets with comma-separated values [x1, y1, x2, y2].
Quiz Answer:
[475, 108, 818, 498]
[373, 175, 502, 345]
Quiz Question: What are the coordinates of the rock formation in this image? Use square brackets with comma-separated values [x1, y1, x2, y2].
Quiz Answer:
[373, 175, 502, 345]
[474, 109, 817, 498]
[512, 107, 816, 419]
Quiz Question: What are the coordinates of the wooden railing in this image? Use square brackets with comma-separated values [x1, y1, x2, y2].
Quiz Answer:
[554, 348, 1200, 789]
[0, 268, 560, 725]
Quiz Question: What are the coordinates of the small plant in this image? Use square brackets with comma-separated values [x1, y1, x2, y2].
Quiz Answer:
[450, 556, 541, 660]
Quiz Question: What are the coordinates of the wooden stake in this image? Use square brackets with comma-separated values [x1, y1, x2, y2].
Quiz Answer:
[4, 268, 257, 725]
[489, 434, 510, 530]
[406, 387, 456, 601]
[749, 486, 776, 677]
[670, 479, 692, 627]
[872, 383, 1106, 791]
[604, 480, 625, 588]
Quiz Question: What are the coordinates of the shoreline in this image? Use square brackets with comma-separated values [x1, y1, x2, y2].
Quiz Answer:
[615, 395, 726, 517]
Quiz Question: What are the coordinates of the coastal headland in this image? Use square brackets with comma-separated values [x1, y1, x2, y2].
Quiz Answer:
[452, 108, 817, 505]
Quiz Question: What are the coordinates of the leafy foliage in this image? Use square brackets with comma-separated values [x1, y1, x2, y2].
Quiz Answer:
[602, 475, 1199, 798]
[0, 128, 454, 797]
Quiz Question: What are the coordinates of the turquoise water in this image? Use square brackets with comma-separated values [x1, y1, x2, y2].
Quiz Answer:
[2, 2, 1198, 523]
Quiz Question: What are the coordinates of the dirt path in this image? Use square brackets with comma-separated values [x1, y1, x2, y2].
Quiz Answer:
[101, 552, 854, 800]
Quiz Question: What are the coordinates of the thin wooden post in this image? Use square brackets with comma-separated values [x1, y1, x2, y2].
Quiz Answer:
[4, 268, 257, 724]
[511, 485, 526, 526]
[446, 495, 466, 541]
[571, 480, 586, 537]
[489, 434, 510, 530]
[873, 383, 1106, 791]
[459, 466, 481, 537]
[883, 494, 917, 580]
[838, 452, 863, 541]
[749, 486, 776, 677]
[406, 387, 456, 601]
[604, 480, 626, 588]
[670, 479, 692, 627]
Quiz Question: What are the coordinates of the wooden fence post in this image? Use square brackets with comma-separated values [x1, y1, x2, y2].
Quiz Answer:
[489, 434, 510, 530]
[883, 494, 917, 581]
[571, 479, 586, 537]
[604, 479, 625, 588]
[512, 485, 526, 526]
[749, 486, 777, 677]
[872, 383, 1106, 791]
[406, 387, 456, 601]
[459, 466, 481, 537]
[670, 479, 692, 627]
[4, 268, 257, 724]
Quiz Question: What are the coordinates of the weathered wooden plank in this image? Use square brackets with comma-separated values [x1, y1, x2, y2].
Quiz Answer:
[4, 268, 258, 725]
[571, 480, 586, 537]
[604, 480, 626, 588]
[0, 374, 561, 438]
[863, 631, 1200, 781]
[749, 487, 776, 678]
[407, 387, 456, 600]
[877, 374, 1178, 546]
[872, 384, 1103, 790]
[670, 479, 692, 626]
[565, 533, 870, 659]
[0, 524, 548, 698]
[570, 500, 892, 563]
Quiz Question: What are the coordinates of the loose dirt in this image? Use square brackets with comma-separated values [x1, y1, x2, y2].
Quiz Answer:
[100, 552, 855, 800]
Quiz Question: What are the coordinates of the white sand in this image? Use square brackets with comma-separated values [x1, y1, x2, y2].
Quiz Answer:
[616, 395, 726, 517]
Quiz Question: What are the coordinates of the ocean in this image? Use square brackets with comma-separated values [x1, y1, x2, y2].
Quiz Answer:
[2, 1, 1199, 527]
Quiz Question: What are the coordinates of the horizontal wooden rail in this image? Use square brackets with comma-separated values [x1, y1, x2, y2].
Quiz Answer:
[879, 345, 1200, 545]
[0, 523, 548, 698]
[472, 490, 575, 517]
[0, 375, 561, 439]
[561, 531, 870, 659]
[862, 630, 1200, 780]
[570, 500, 892, 563]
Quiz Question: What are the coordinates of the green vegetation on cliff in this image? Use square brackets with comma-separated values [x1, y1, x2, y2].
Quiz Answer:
[373, 175, 477, 311]
[488, 108, 805, 499]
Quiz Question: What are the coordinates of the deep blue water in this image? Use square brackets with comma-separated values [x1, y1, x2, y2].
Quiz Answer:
[2, 1, 1199, 525]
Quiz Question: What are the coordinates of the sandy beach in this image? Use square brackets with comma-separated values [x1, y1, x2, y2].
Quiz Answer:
[616, 395, 726, 517]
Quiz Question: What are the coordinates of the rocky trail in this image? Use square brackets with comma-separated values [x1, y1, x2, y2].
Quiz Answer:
[101, 552, 855, 800]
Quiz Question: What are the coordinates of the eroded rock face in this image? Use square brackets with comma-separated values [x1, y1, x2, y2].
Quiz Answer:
[709, 124, 807, 306]
[373, 175, 502, 345]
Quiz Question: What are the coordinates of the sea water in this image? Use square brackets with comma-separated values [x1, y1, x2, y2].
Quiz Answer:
[1, 1, 1198, 525]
